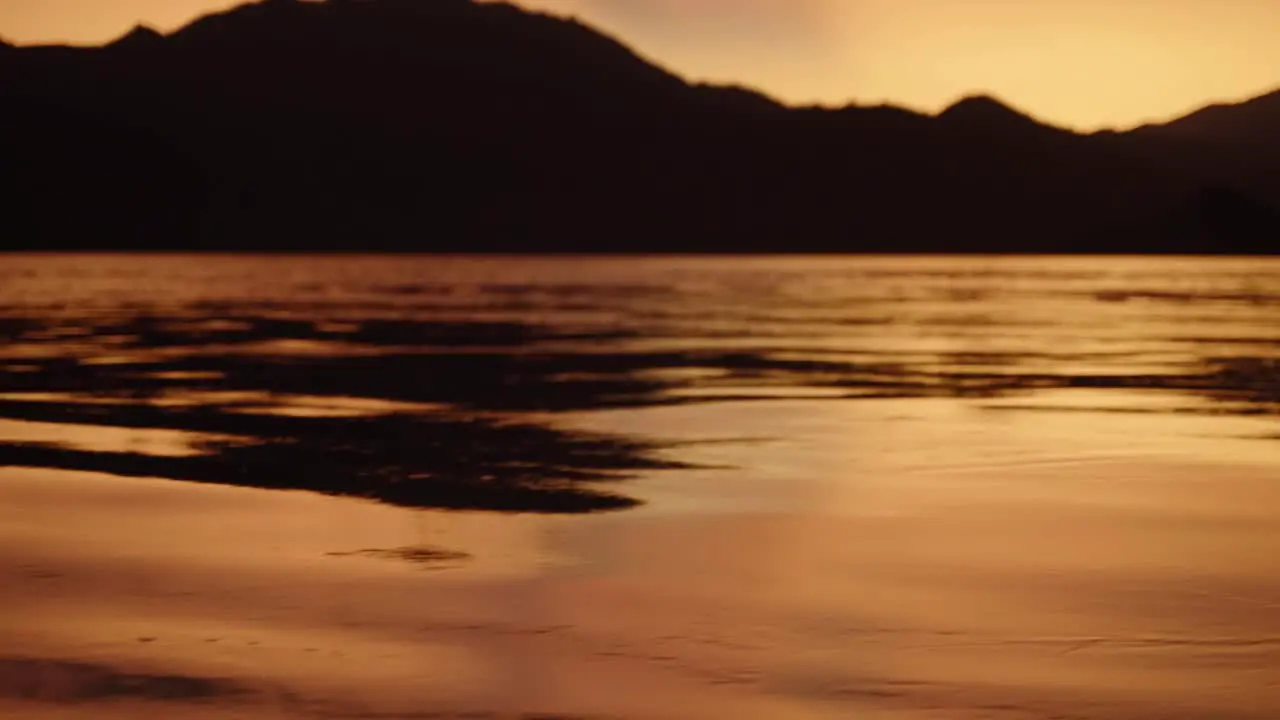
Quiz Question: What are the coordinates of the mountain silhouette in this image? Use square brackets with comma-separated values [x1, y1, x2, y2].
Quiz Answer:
[1, 0, 1276, 253]
[1126, 89, 1280, 213]
[105, 24, 167, 51]
[938, 95, 1058, 133]
[1139, 90, 1280, 143]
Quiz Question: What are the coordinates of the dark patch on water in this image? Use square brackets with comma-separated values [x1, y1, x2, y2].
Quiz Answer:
[325, 545, 473, 569]
[0, 656, 249, 704]
[0, 410, 672, 513]
[1094, 290, 1280, 305]
[0, 313, 701, 512]
[0, 302, 1276, 513]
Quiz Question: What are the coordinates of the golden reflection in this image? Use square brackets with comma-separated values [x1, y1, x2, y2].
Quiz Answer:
[3, 387, 1280, 717]
[2, 256, 1278, 718]
[0, 417, 231, 457]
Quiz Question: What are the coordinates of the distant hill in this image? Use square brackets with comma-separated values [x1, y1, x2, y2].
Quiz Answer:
[1126, 90, 1280, 211]
[1, 0, 1276, 253]
[937, 95, 1062, 134]
[1137, 90, 1280, 144]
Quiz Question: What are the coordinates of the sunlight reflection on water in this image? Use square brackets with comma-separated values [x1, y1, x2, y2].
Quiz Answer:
[0, 255, 1278, 718]
[1, 255, 1276, 405]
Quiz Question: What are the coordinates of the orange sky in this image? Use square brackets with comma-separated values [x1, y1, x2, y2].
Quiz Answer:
[2, 0, 1276, 130]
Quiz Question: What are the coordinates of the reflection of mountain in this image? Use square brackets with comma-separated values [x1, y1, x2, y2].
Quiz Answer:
[1, 0, 1276, 253]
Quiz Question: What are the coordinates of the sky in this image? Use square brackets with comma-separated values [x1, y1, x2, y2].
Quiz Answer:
[1, 0, 1277, 130]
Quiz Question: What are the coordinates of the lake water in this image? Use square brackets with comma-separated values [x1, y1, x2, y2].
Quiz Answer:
[3, 254, 1277, 406]
[1, 254, 1278, 719]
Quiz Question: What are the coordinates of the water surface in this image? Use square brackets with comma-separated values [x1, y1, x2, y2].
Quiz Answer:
[1, 254, 1277, 719]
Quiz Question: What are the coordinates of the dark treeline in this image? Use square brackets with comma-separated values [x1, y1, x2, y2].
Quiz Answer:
[2, 0, 1277, 253]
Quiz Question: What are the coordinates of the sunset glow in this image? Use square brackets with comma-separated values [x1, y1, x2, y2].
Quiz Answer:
[1, 0, 1277, 129]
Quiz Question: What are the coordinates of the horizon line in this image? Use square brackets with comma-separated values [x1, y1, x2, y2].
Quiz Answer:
[3, 0, 1278, 134]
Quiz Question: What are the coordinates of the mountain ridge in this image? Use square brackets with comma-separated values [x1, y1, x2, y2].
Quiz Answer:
[1132, 88, 1280, 137]
[1, 0, 1276, 253]
[11, 8, 1275, 134]
[105, 24, 166, 49]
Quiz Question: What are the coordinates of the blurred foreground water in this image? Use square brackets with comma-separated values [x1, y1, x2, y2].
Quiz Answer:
[0, 254, 1277, 719]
